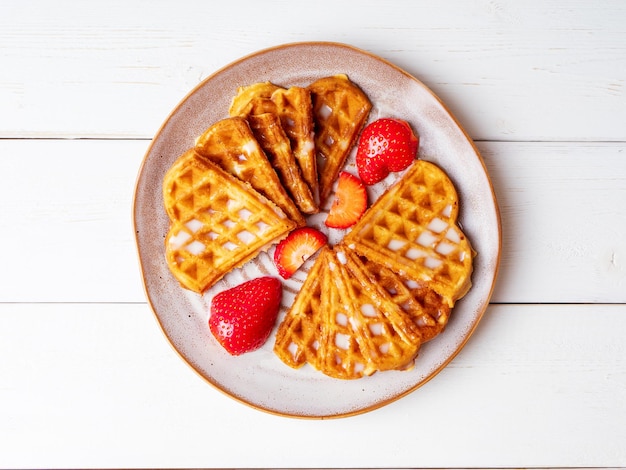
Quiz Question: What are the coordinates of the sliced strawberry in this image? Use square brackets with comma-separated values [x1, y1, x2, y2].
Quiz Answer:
[356, 118, 419, 185]
[325, 171, 368, 229]
[273, 227, 327, 279]
[209, 276, 282, 356]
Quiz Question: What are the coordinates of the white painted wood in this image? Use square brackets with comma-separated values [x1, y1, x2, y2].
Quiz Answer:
[482, 141, 626, 303]
[1, 0, 625, 141]
[1, 139, 624, 304]
[0, 139, 147, 303]
[0, 303, 624, 468]
[1, 0, 625, 467]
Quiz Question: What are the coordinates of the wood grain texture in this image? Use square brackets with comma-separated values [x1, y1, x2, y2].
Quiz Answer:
[0, 303, 624, 468]
[1, 0, 625, 141]
[0, 139, 623, 303]
[1, 0, 625, 467]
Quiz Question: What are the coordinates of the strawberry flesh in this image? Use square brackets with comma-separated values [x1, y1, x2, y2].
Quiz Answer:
[325, 171, 368, 229]
[273, 227, 327, 279]
[356, 118, 419, 185]
[209, 276, 282, 355]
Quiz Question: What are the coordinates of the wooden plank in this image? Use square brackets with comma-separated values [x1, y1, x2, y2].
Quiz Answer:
[481, 141, 626, 303]
[0, 139, 147, 302]
[0, 303, 624, 468]
[1, 0, 625, 141]
[1, 139, 624, 303]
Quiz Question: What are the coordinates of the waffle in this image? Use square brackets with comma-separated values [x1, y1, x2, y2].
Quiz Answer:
[270, 86, 318, 207]
[160, 73, 474, 380]
[246, 112, 317, 215]
[355, 253, 451, 342]
[162, 149, 296, 293]
[229, 81, 280, 117]
[308, 74, 372, 204]
[230, 84, 319, 213]
[274, 246, 422, 379]
[273, 246, 329, 370]
[344, 160, 474, 307]
[331, 247, 422, 374]
[194, 116, 305, 227]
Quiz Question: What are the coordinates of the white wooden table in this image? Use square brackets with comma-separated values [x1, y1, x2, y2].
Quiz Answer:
[1, 1, 625, 468]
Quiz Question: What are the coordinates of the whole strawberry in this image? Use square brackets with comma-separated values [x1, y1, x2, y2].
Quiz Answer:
[209, 276, 282, 355]
[356, 118, 419, 185]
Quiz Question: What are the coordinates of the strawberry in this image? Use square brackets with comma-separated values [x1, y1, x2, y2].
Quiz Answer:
[356, 118, 419, 185]
[273, 227, 327, 279]
[209, 276, 282, 355]
[325, 171, 368, 229]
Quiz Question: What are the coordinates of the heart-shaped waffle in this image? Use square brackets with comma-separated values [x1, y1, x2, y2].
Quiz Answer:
[343, 160, 474, 307]
[162, 149, 296, 293]
[274, 246, 422, 379]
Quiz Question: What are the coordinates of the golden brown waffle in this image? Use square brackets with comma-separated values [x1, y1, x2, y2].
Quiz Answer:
[229, 82, 280, 117]
[308, 74, 372, 204]
[344, 160, 474, 307]
[273, 246, 328, 370]
[274, 246, 422, 379]
[317, 247, 377, 379]
[269, 86, 318, 208]
[162, 149, 296, 293]
[354, 252, 451, 342]
[330, 247, 422, 375]
[246, 113, 317, 214]
[194, 116, 305, 227]
[230, 84, 319, 214]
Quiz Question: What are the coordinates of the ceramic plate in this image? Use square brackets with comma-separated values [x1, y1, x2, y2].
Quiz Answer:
[133, 42, 501, 418]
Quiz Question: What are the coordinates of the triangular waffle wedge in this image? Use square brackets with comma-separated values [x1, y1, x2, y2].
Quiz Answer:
[274, 246, 422, 379]
[269, 86, 318, 208]
[315, 248, 377, 379]
[344, 160, 474, 307]
[194, 116, 305, 227]
[330, 247, 422, 374]
[273, 247, 329, 369]
[246, 113, 317, 214]
[274, 247, 376, 379]
[162, 149, 296, 293]
[354, 252, 451, 342]
[308, 74, 372, 204]
[230, 84, 319, 213]
[229, 81, 281, 117]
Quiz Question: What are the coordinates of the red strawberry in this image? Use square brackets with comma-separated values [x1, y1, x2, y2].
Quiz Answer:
[209, 276, 282, 355]
[325, 171, 368, 229]
[273, 227, 327, 279]
[356, 118, 419, 185]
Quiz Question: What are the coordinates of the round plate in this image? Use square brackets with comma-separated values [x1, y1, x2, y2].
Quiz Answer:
[133, 42, 501, 418]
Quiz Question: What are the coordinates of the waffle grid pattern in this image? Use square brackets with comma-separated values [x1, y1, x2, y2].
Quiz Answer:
[270, 86, 318, 201]
[230, 84, 319, 213]
[344, 160, 473, 306]
[163, 151, 295, 293]
[274, 247, 423, 379]
[195, 117, 305, 226]
[308, 74, 372, 203]
[358, 255, 451, 342]
[247, 112, 317, 214]
[274, 248, 327, 369]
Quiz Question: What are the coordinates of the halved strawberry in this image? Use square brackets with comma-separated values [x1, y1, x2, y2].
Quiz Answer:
[273, 227, 327, 279]
[209, 276, 282, 356]
[356, 118, 419, 185]
[325, 171, 368, 229]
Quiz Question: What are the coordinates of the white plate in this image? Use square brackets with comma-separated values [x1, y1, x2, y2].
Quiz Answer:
[133, 42, 501, 418]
